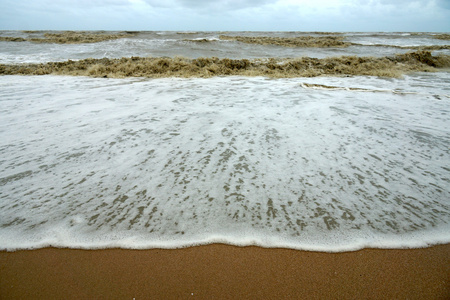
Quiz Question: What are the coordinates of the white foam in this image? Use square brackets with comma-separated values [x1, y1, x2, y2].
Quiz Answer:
[0, 74, 449, 251]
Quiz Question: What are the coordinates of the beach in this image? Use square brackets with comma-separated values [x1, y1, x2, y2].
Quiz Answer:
[1, 244, 449, 299]
[1, 31, 449, 298]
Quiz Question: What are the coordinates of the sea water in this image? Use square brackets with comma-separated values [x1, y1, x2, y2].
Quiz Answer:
[1, 31, 449, 64]
[0, 73, 449, 251]
[0, 31, 449, 251]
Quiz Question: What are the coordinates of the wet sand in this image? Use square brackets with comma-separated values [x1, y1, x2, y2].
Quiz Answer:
[1, 244, 449, 299]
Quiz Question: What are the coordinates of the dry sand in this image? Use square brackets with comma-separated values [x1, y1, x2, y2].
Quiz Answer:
[1, 244, 448, 299]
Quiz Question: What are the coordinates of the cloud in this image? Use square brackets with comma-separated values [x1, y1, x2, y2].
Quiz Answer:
[2, 0, 127, 15]
[436, 0, 450, 9]
[131, 0, 277, 12]
[175, 0, 275, 10]
[0, 0, 448, 31]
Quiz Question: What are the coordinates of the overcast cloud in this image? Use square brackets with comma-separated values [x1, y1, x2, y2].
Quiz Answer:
[0, 0, 448, 31]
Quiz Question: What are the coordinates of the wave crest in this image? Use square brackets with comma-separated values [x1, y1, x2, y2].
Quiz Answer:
[1, 51, 449, 78]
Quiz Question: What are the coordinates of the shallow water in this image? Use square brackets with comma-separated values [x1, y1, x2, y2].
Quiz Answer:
[0, 73, 449, 251]
[1, 31, 449, 251]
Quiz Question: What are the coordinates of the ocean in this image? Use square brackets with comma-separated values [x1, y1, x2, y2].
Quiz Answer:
[0, 31, 449, 251]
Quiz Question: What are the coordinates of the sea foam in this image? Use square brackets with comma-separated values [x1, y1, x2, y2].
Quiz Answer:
[0, 74, 449, 251]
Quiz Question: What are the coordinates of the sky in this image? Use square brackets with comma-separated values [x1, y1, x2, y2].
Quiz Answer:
[0, 0, 449, 32]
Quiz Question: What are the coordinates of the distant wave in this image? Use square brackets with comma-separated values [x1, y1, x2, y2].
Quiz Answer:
[0, 31, 136, 44]
[219, 35, 351, 48]
[1, 31, 448, 51]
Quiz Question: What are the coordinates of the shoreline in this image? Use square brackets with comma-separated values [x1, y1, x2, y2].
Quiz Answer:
[1, 244, 448, 299]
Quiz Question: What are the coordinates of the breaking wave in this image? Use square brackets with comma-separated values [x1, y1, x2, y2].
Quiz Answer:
[219, 35, 352, 48]
[1, 51, 449, 78]
[0, 31, 136, 44]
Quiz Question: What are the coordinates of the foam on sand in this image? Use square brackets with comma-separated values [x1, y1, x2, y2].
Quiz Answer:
[0, 74, 449, 251]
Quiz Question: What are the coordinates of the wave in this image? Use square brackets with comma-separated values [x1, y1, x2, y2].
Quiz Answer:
[433, 34, 450, 40]
[1, 32, 448, 52]
[358, 44, 450, 51]
[0, 37, 27, 42]
[1, 51, 449, 78]
[0, 31, 136, 44]
[219, 35, 351, 48]
[219, 35, 450, 50]
[183, 37, 220, 43]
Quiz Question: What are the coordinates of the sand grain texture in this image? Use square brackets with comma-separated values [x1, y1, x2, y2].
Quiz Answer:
[1, 244, 449, 299]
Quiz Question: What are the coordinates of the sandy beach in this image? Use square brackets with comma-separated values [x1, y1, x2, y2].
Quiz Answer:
[1, 31, 449, 300]
[1, 244, 449, 299]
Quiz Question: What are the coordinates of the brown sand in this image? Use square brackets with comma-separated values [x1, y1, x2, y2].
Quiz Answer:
[1, 50, 449, 79]
[0, 244, 448, 299]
